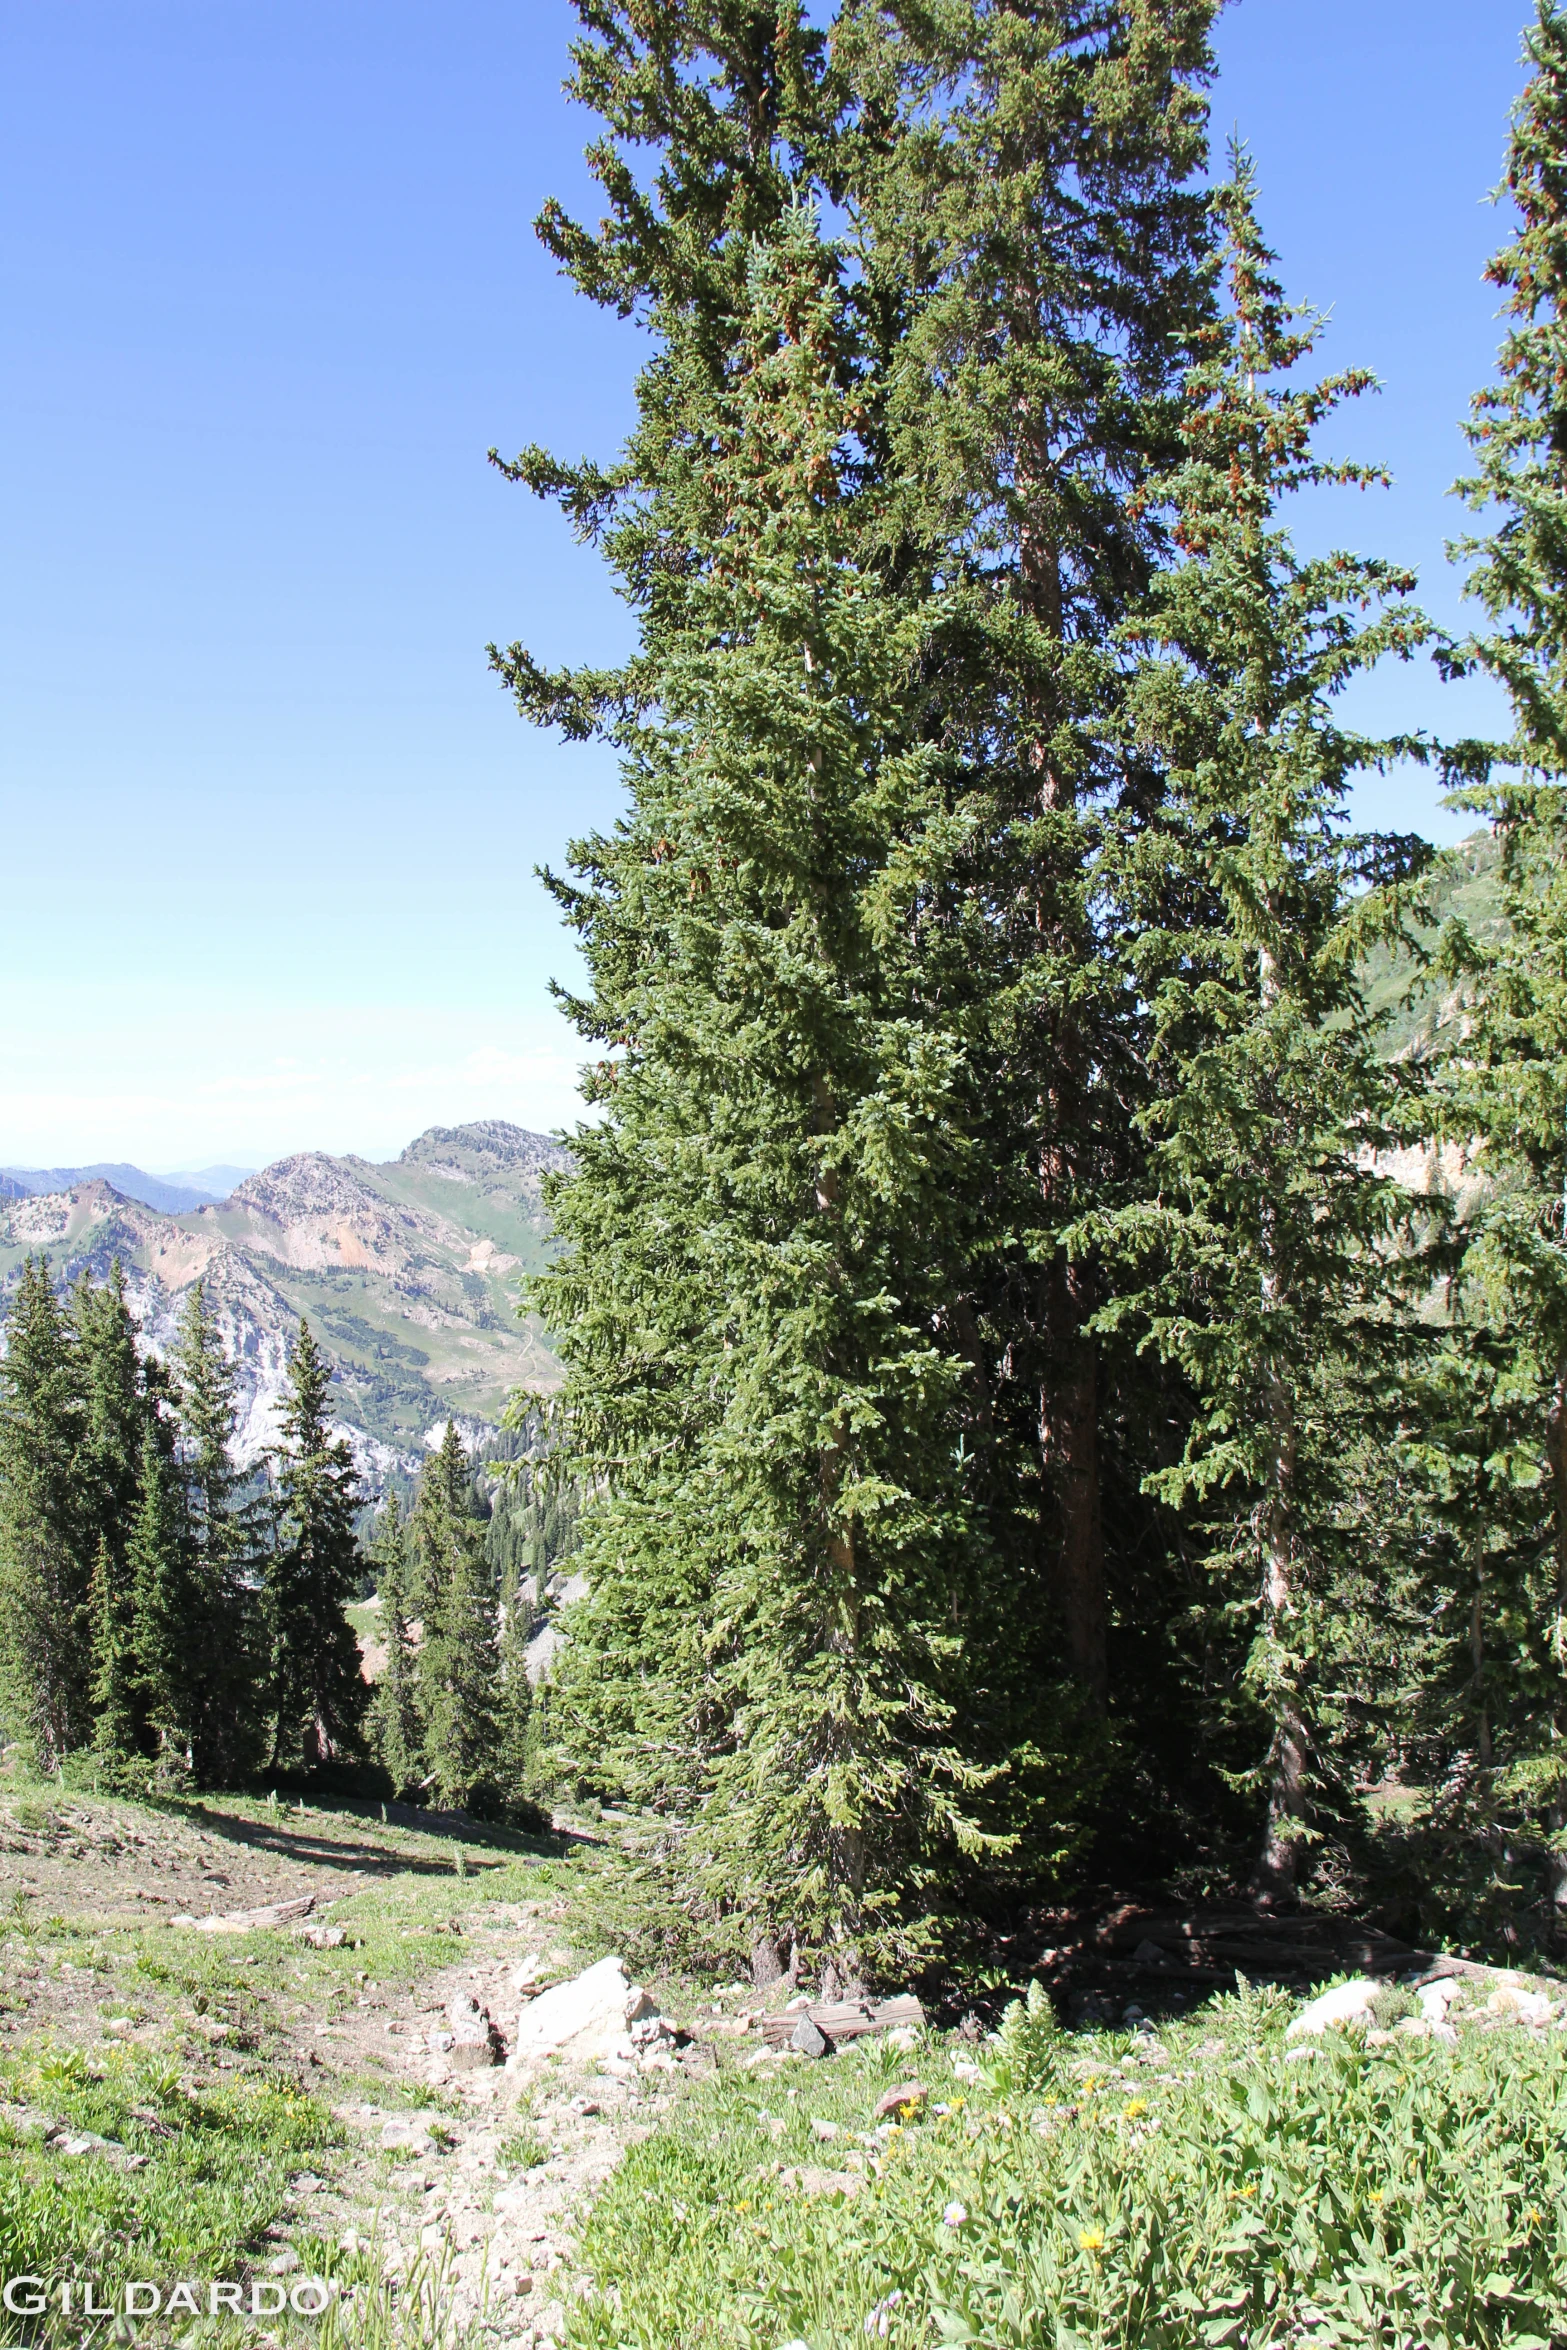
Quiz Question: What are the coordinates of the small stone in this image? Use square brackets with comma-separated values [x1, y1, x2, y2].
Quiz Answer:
[103, 2015, 135, 2037]
[790, 2016, 829, 2059]
[296, 1924, 346, 1950]
[1132, 1939, 1167, 1969]
[291, 2172, 326, 2193]
[809, 2116, 840, 2141]
[266, 2248, 301, 2276]
[872, 2082, 927, 2122]
[950, 2059, 982, 2084]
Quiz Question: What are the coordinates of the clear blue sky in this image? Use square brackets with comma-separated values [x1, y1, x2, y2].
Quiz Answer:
[0, 0, 1531, 1169]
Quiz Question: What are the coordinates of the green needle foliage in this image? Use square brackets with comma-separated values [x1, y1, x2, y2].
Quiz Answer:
[266, 1319, 368, 1772]
[1431, 0, 1567, 1912]
[413, 1423, 502, 1813]
[0, 1259, 95, 1767]
[1084, 157, 1432, 1901]
[367, 1491, 423, 1798]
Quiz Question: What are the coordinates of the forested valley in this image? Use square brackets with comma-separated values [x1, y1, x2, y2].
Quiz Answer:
[0, 1263, 565, 1826]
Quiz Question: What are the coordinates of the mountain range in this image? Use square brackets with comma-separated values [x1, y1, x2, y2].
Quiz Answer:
[0, 1163, 255, 1215]
[0, 1121, 568, 1487]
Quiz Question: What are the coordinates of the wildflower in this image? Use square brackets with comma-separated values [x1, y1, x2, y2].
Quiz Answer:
[736, 2200, 752, 2212]
[1078, 2228, 1104, 2253]
[942, 2201, 967, 2229]
[863, 2288, 903, 2337]
[1526, 2206, 1544, 2226]
[1124, 2099, 1148, 2119]
[1368, 2190, 1384, 2205]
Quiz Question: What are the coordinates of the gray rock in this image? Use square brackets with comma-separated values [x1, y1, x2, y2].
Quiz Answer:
[790, 2016, 829, 2059]
[266, 2248, 302, 2275]
[1132, 1939, 1167, 1969]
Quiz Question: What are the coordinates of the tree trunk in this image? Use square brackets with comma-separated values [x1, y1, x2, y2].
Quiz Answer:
[1252, 1367, 1305, 1907]
[1039, 1256, 1106, 1704]
[1547, 1368, 1567, 1911]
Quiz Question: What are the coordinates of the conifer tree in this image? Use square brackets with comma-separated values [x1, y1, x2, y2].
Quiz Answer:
[73, 1263, 153, 1580]
[128, 1421, 198, 1774]
[1436, 0, 1567, 1908]
[0, 1257, 93, 1766]
[89, 1535, 145, 1772]
[833, 0, 1221, 1704]
[413, 1424, 501, 1811]
[496, 1559, 535, 1815]
[170, 1282, 263, 1783]
[368, 1493, 422, 1798]
[1091, 156, 1430, 1900]
[516, 213, 1029, 1971]
[267, 1321, 367, 1771]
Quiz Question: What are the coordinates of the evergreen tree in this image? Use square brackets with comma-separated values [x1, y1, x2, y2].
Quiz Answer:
[834, 0, 1221, 1705]
[1088, 155, 1431, 1900]
[267, 1321, 368, 1771]
[0, 1257, 92, 1767]
[1435, 0, 1567, 1913]
[89, 1534, 145, 1772]
[170, 1282, 263, 1784]
[519, 213, 1035, 1972]
[368, 1492, 422, 1797]
[496, 1556, 535, 1814]
[413, 1424, 501, 1810]
[73, 1263, 154, 1581]
[127, 1421, 197, 1775]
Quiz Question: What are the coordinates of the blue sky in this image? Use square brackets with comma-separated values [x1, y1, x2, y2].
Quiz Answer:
[0, 0, 1532, 1168]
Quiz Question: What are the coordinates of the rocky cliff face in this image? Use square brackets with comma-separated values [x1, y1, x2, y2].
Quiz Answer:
[0, 1123, 571, 1489]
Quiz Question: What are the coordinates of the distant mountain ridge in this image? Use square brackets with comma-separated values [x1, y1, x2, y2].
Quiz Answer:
[0, 1120, 569, 1490]
[0, 1162, 233, 1215]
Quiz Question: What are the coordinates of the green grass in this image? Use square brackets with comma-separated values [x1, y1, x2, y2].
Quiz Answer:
[564, 1984, 1567, 2350]
[0, 2042, 333, 2339]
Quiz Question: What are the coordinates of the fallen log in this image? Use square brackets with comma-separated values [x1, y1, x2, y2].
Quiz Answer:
[172, 1895, 318, 1934]
[759, 1995, 924, 2050]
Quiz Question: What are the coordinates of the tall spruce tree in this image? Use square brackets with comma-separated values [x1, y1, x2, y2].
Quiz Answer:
[89, 1535, 145, 1773]
[73, 1263, 153, 1582]
[833, 0, 1221, 1706]
[1436, 0, 1567, 1912]
[0, 1257, 93, 1767]
[516, 212, 1038, 1974]
[170, 1282, 263, 1784]
[413, 1424, 500, 1811]
[368, 1492, 423, 1798]
[267, 1321, 367, 1771]
[129, 1420, 201, 1776]
[1090, 157, 1431, 1899]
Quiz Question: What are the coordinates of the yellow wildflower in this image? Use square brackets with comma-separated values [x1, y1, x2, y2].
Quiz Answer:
[1124, 2098, 1148, 2119]
[1368, 2190, 1384, 2205]
[1078, 2228, 1104, 2253]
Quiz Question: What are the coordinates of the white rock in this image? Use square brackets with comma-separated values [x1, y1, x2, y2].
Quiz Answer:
[1418, 1978, 1463, 2022]
[1485, 1986, 1554, 2025]
[1286, 1979, 1378, 2038]
[504, 1955, 660, 2074]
